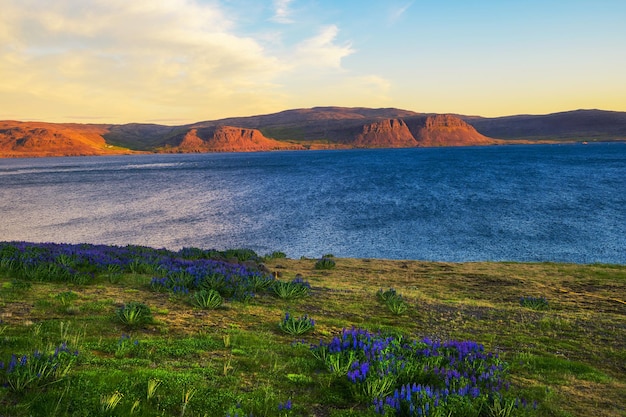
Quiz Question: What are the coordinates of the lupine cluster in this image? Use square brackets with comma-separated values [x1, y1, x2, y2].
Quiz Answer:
[115, 334, 141, 358]
[519, 296, 549, 311]
[311, 328, 530, 416]
[314, 257, 336, 270]
[277, 399, 292, 411]
[0, 342, 79, 392]
[0, 241, 169, 282]
[279, 312, 316, 335]
[149, 257, 273, 301]
[272, 276, 311, 299]
[0, 242, 274, 301]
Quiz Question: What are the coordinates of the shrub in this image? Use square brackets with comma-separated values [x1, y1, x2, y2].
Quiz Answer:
[55, 291, 78, 307]
[116, 301, 153, 327]
[385, 296, 408, 315]
[100, 390, 124, 413]
[314, 257, 336, 270]
[54, 290, 81, 314]
[377, 288, 409, 315]
[7, 279, 32, 292]
[278, 312, 315, 335]
[264, 251, 287, 260]
[223, 248, 258, 262]
[272, 276, 311, 299]
[191, 289, 223, 309]
[0, 343, 78, 392]
[115, 334, 141, 358]
[105, 263, 123, 283]
[249, 273, 275, 291]
[376, 288, 399, 303]
[520, 296, 549, 311]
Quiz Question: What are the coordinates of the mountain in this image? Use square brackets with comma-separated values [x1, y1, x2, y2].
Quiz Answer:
[464, 109, 626, 141]
[158, 125, 304, 153]
[1, 107, 624, 158]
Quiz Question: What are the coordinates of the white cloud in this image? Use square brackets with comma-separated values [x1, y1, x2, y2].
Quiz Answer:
[294, 25, 354, 68]
[0, 0, 285, 122]
[389, 1, 414, 23]
[0, 0, 380, 123]
[272, 0, 294, 24]
[355, 75, 392, 95]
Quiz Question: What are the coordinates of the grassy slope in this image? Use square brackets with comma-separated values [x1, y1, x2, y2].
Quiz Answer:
[1, 258, 625, 416]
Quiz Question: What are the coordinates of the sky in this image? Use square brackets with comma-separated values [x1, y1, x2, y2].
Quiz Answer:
[1, 0, 625, 124]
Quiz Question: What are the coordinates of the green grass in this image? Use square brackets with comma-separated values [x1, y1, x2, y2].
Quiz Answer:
[1, 255, 625, 416]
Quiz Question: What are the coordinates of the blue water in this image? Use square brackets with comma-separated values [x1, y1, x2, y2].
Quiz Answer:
[1, 143, 625, 263]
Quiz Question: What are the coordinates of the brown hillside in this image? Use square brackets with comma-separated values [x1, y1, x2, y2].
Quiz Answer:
[198, 106, 422, 128]
[464, 109, 626, 141]
[0, 121, 124, 157]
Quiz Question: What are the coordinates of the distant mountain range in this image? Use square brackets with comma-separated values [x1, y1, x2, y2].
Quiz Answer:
[1, 108, 625, 157]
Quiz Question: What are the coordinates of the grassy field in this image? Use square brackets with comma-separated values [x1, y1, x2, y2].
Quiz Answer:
[1, 243, 625, 416]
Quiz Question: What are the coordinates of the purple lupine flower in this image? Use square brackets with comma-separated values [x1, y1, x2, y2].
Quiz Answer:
[7, 354, 17, 373]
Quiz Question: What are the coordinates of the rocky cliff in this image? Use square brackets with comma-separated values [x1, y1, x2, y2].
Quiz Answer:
[352, 119, 418, 148]
[160, 125, 304, 153]
[408, 115, 497, 146]
[341, 115, 496, 148]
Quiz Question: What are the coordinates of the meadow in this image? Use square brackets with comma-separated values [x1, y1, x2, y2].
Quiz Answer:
[0, 242, 624, 416]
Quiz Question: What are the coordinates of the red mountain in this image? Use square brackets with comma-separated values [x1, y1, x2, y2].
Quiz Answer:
[159, 125, 304, 153]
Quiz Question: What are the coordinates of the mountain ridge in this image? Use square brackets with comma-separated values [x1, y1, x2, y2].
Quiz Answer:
[1, 107, 624, 157]
[463, 109, 626, 141]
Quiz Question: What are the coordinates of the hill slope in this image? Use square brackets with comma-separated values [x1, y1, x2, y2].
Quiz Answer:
[464, 109, 626, 141]
[1, 107, 624, 157]
[0, 121, 121, 157]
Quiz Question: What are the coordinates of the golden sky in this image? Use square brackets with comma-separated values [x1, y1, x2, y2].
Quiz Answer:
[1, 0, 625, 124]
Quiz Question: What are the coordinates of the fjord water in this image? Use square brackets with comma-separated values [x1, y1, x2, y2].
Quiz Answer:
[1, 143, 625, 264]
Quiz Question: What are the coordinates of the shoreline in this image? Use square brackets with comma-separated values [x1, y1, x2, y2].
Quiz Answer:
[3, 138, 626, 159]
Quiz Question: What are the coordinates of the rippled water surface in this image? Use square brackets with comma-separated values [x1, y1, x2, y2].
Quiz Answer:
[1, 143, 625, 263]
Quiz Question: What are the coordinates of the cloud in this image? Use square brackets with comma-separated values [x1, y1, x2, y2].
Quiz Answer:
[272, 0, 294, 24]
[0, 0, 285, 122]
[294, 25, 354, 68]
[389, 1, 413, 23]
[0, 0, 375, 123]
